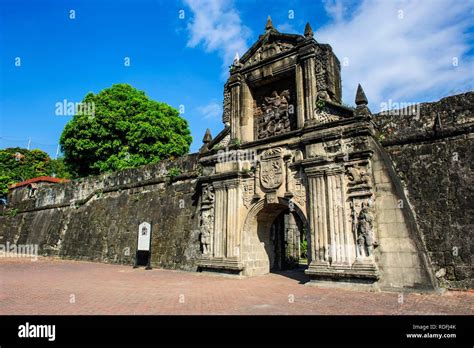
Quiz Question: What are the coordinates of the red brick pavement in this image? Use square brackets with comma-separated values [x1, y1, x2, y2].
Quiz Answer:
[0, 257, 472, 315]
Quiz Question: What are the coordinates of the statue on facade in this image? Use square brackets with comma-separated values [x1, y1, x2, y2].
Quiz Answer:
[356, 203, 378, 257]
[200, 210, 213, 255]
[200, 184, 215, 255]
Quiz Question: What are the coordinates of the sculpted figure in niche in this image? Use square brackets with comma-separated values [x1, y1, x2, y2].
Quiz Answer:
[257, 90, 292, 139]
[356, 203, 378, 257]
[200, 211, 213, 255]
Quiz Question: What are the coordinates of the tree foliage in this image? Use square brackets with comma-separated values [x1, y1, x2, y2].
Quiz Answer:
[0, 148, 71, 197]
[59, 84, 192, 177]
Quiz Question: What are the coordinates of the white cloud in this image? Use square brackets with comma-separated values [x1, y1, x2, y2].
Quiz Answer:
[316, 0, 474, 112]
[276, 22, 298, 34]
[184, 0, 251, 74]
[323, 0, 348, 23]
[197, 101, 222, 119]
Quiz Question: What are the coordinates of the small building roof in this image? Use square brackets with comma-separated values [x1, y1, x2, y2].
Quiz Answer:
[8, 176, 70, 190]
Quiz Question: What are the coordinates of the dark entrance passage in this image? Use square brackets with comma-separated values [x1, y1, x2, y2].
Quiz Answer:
[269, 210, 306, 271]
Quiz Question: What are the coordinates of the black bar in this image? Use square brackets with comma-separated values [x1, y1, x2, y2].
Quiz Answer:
[0, 315, 471, 347]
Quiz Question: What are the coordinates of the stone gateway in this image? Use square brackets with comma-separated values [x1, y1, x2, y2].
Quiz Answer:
[196, 18, 432, 287]
[1, 18, 472, 290]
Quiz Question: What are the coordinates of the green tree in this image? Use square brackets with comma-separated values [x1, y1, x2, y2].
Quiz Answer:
[50, 158, 73, 180]
[0, 175, 14, 198]
[0, 147, 70, 198]
[59, 84, 192, 177]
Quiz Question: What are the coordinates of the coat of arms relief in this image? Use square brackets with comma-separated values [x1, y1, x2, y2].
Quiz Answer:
[259, 148, 284, 191]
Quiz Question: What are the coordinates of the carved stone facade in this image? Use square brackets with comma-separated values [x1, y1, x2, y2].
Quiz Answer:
[255, 90, 294, 139]
[196, 18, 435, 288]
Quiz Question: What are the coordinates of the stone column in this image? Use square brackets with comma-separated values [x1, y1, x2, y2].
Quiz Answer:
[338, 172, 352, 265]
[240, 81, 253, 143]
[295, 63, 305, 128]
[213, 183, 227, 258]
[327, 172, 337, 263]
[229, 76, 241, 140]
[301, 57, 316, 121]
[318, 173, 329, 263]
[225, 179, 239, 258]
[326, 167, 350, 267]
[306, 169, 329, 266]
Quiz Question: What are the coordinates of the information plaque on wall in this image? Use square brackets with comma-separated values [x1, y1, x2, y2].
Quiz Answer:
[137, 222, 151, 251]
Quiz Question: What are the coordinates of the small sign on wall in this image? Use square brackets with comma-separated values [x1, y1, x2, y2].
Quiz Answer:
[134, 222, 152, 270]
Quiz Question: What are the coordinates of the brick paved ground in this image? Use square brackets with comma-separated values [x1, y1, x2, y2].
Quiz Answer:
[0, 257, 472, 315]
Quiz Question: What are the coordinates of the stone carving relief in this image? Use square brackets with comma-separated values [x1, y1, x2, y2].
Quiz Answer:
[315, 50, 328, 92]
[200, 185, 215, 255]
[212, 132, 230, 151]
[345, 136, 370, 153]
[255, 90, 293, 139]
[260, 148, 284, 190]
[292, 170, 306, 208]
[202, 185, 215, 203]
[323, 140, 342, 154]
[313, 107, 340, 124]
[245, 41, 294, 67]
[265, 191, 278, 204]
[223, 88, 231, 125]
[347, 165, 371, 186]
[356, 203, 378, 258]
[345, 159, 378, 262]
[242, 178, 254, 209]
[200, 210, 213, 255]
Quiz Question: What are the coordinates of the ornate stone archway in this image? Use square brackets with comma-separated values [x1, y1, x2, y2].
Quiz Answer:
[196, 18, 434, 289]
[241, 198, 309, 276]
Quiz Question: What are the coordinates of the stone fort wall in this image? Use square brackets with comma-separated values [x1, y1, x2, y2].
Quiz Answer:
[0, 154, 202, 271]
[0, 93, 472, 289]
[374, 92, 473, 289]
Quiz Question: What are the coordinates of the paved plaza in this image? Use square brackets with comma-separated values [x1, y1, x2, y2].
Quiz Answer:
[0, 257, 472, 315]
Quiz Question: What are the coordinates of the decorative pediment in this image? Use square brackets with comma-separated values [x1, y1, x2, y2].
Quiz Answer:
[242, 39, 296, 68]
[239, 32, 303, 68]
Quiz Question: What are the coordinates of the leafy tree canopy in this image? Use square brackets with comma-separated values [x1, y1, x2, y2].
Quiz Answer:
[0, 147, 71, 198]
[60, 84, 192, 177]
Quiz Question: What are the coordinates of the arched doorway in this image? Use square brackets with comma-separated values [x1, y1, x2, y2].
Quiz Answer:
[242, 199, 309, 277]
[269, 209, 306, 271]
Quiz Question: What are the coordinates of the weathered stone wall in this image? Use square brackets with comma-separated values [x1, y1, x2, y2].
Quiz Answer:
[1, 92, 472, 289]
[0, 154, 201, 271]
[371, 140, 435, 289]
[374, 92, 473, 289]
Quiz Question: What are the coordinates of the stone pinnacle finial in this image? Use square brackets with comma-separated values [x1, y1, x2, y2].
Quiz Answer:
[202, 128, 212, 144]
[265, 15, 274, 31]
[355, 84, 368, 106]
[233, 51, 240, 64]
[304, 22, 314, 38]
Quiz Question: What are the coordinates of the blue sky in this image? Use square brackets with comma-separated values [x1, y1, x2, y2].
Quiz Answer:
[1, 0, 473, 157]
